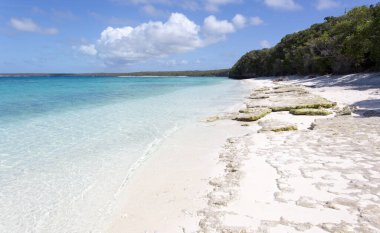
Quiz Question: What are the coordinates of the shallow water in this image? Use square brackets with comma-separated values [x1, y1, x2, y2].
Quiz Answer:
[0, 76, 245, 233]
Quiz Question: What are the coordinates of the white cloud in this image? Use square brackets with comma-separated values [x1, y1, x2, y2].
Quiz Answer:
[205, 0, 240, 12]
[89, 13, 203, 65]
[232, 14, 246, 28]
[162, 59, 177, 66]
[79, 44, 98, 56]
[10, 18, 58, 35]
[250, 16, 264, 26]
[264, 0, 301, 10]
[180, 59, 189, 65]
[260, 40, 271, 48]
[79, 13, 243, 66]
[203, 15, 236, 44]
[316, 0, 339, 10]
[10, 18, 39, 32]
[163, 59, 189, 66]
[203, 15, 235, 35]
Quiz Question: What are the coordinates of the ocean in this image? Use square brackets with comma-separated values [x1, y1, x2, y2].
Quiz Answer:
[0, 76, 245, 233]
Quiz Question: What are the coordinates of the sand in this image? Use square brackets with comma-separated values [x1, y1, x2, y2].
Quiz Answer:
[108, 121, 250, 233]
[108, 73, 380, 233]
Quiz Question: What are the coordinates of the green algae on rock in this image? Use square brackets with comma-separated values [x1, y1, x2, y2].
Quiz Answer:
[248, 95, 336, 112]
[259, 119, 298, 132]
[246, 85, 336, 112]
[268, 85, 309, 94]
[271, 126, 298, 132]
[289, 108, 332, 116]
[234, 107, 272, 122]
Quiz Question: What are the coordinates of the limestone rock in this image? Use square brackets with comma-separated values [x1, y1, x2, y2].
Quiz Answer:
[336, 106, 352, 116]
[258, 119, 298, 132]
[289, 108, 332, 116]
[246, 85, 336, 112]
[234, 108, 272, 122]
[247, 94, 336, 112]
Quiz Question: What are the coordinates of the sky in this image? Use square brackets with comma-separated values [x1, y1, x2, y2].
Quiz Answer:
[0, 0, 379, 73]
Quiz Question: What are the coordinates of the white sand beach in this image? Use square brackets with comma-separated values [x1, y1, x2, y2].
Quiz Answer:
[109, 73, 380, 233]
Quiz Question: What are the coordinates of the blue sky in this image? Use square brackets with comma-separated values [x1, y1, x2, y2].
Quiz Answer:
[0, 0, 378, 73]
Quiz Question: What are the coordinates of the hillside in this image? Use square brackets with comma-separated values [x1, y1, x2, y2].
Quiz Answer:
[229, 4, 380, 79]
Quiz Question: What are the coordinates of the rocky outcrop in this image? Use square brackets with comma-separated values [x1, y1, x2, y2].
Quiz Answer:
[258, 120, 298, 132]
[233, 108, 272, 122]
[289, 108, 332, 116]
[245, 86, 336, 112]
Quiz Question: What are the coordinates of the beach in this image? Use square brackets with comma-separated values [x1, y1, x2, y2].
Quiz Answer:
[3, 1, 380, 232]
[109, 73, 380, 233]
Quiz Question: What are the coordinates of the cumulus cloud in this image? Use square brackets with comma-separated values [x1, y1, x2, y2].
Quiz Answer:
[91, 13, 203, 65]
[10, 18, 58, 35]
[204, 15, 235, 34]
[79, 13, 245, 65]
[316, 0, 339, 10]
[79, 44, 98, 56]
[250, 16, 264, 26]
[260, 40, 271, 48]
[232, 14, 247, 28]
[203, 15, 236, 44]
[264, 0, 301, 10]
[163, 59, 189, 66]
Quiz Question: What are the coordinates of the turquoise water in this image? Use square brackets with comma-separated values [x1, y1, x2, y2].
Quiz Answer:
[0, 76, 245, 233]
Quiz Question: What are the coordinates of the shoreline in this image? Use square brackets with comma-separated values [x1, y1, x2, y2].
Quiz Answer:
[108, 73, 380, 232]
[108, 120, 250, 232]
[106, 81, 250, 233]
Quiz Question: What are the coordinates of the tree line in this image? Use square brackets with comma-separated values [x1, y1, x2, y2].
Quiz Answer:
[229, 4, 380, 79]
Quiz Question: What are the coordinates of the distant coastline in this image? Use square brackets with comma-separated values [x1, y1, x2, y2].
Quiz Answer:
[0, 69, 230, 78]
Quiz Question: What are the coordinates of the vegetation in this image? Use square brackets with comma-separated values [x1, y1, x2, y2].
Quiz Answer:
[289, 108, 332, 116]
[229, 4, 380, 79]
[234, 107, 272, 122]
[258, 120, 298, 132]
[271, 125, 298, 132]
[270, 101, 337, 112]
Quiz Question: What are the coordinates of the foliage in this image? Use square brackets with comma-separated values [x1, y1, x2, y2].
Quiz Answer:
[234, 107, 272, 122]
[229, 4, 380, 79]
[289, 108, 332, 116]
